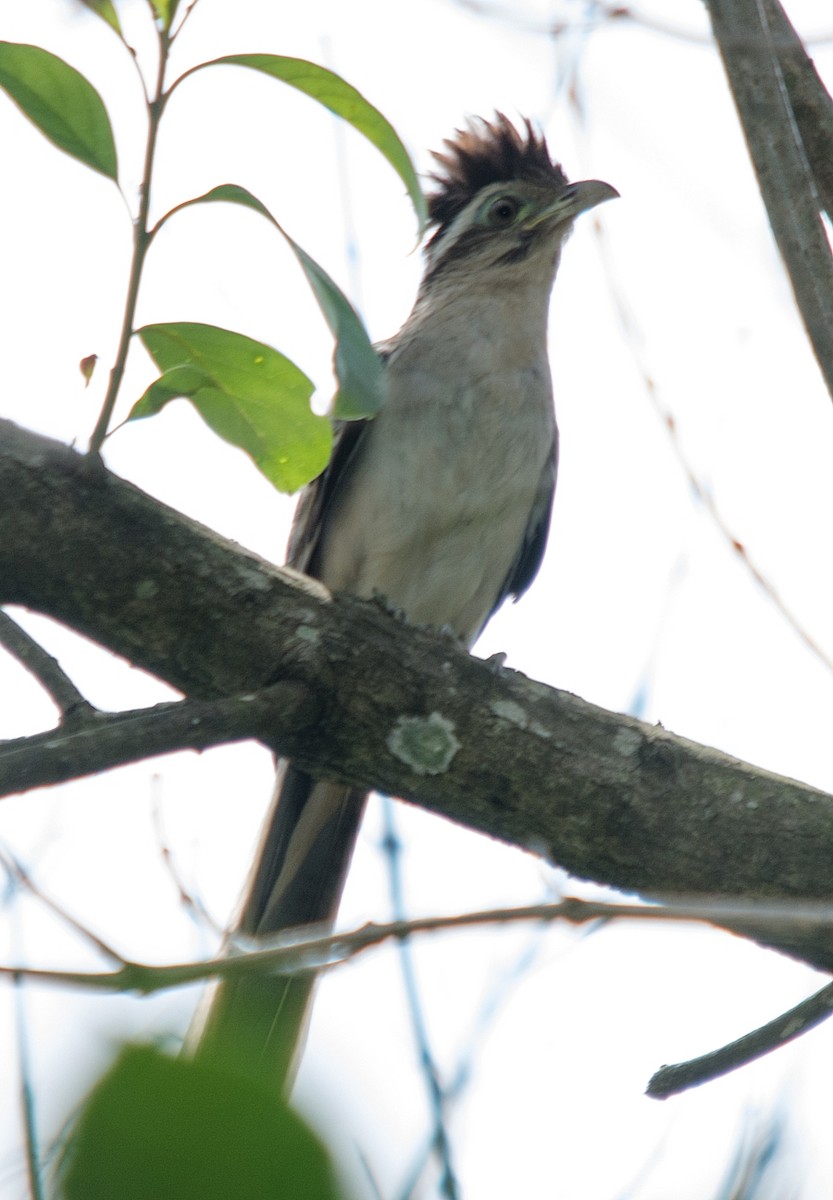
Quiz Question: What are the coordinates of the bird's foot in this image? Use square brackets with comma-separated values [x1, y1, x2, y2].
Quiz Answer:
[371, 590, 408, 623]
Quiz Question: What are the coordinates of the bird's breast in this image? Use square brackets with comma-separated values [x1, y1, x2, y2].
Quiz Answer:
[315, 350, 555, 643]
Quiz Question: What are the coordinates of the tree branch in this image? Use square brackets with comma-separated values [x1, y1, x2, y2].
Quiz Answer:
[0, 683, 318, 795]
[705, 0, 833, 400]
[3, 894, 833, 996]
[3, 420, 833, 972]
[647, 978, 833, 1099]
[758, 0, 833, 221]
[0, 609, 93, 719]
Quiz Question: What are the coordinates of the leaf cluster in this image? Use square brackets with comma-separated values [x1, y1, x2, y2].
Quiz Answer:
[0, 0, 426, 489]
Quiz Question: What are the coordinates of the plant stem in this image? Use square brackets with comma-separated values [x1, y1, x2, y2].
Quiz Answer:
[88, 29, 170, 455]
[170, 0, 202, 42]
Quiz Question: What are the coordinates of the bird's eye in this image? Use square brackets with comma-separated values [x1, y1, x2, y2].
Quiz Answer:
[487, 196, 520, 226]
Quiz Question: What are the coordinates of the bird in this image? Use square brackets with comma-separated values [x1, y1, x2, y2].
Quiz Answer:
[193, 113, 617, 1088]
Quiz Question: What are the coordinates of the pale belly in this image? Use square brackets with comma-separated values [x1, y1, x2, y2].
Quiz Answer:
[316, 367, 555, 645]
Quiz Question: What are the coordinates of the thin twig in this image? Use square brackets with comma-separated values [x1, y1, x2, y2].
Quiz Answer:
[564, 23, 833, 677]
[647, 978, 833, 1099]
[88, 25, 170, 453]
[358, 1151, 387, 1200]
[381, 799, 459, 1200]
[396, 916, 581, 1200]
[151, 783, 224, 937]
[9, 892, 45, 1200]
[0, 845, 125, 965]
[14, 974, 44, 1200]
[4, 894, 833, 995]
[0, 611, 92, 720]
[169, 0, 203, 42]
[590, 219, 833, 678]
[447, 0, 833, 47]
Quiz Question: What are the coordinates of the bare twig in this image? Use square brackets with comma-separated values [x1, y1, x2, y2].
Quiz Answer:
[14, 974, 44, 1200]
[1, 889, 821, 1102]
[169, 0, 202, 41]
[381, 800, 459, 1200]
[0, 846, 125, 965]
[396, 910, 600, 1200]
[564, 16, 833, 679]
[2, 894, 833, 996]
[151, 785, 224, 936]
[8, 897, 45, 1200]
[447, 0, 833, 48]
[0, 611, 92, 720]
[647, 977, 833, 1099]
[0, 681, 319, 798]
[590, 219, 833, 678]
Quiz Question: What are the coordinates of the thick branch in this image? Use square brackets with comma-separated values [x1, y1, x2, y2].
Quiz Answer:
[705, 0, 833, 400]
[3, 420, 833, 970]
[758, 0, 833, 221]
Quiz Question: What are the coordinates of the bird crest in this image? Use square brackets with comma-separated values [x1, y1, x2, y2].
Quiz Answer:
[427, 114, 567, 243]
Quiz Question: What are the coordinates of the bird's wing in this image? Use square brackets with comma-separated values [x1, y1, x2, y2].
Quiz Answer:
[491, 433, 558, 614]
[286, 416, 371, 578]
[287, 343, 394, 578]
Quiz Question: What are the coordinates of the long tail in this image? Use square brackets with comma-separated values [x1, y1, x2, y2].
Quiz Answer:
[192, 764, 366, 1087]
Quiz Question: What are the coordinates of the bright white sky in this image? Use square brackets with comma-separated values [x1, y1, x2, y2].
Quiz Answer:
[2, 0, 833, 1197]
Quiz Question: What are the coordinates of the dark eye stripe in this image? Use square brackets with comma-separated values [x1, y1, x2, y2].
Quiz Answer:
[497, 232, 535, 265]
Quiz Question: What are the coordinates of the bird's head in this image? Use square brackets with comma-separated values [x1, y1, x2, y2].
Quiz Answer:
[423, 114, 617, 285]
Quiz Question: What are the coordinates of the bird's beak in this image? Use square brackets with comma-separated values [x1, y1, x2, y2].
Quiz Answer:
[524, 179, 619, 229]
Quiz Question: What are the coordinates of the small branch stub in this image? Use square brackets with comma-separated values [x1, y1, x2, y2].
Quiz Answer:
[387, 712, 461, 776]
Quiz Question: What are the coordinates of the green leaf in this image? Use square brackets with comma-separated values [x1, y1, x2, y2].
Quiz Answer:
[158, 182, 273, 226]
[132, 323, 331, 493]
[60, 1045, 341, 1200]
[130, 363, 213, 416]
[182, 55, 426, 231]
[155, 183, 385, 420]
[0, 43, 117, 180]
[147, 0, 180, 29]
[78, 0, 123, 35]
[291, 239, 385, 420]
